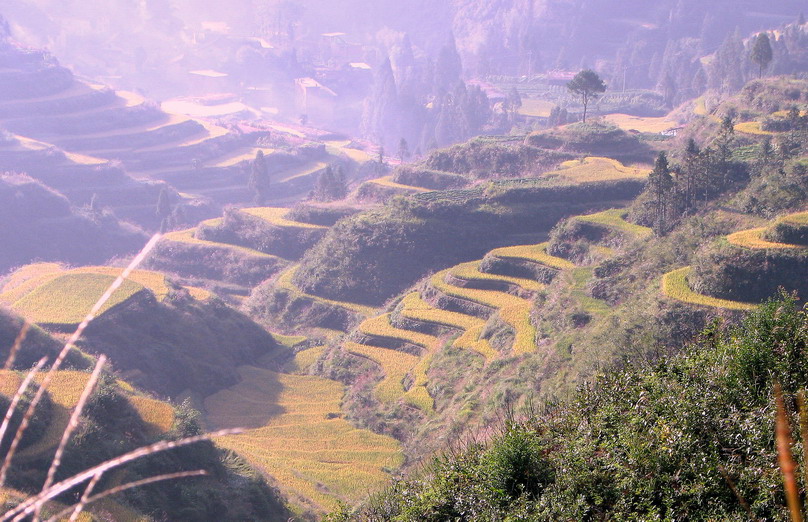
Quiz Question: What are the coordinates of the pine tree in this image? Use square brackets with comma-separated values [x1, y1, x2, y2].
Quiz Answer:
[648, 152, 673, 235]
[156, 187, 172, 221]
[750, 33, 773, 79]
[682, 138, 701, 210]
[248, 150, 271, 205]
[397, 138, 410, 164]
[567, 70, 606, 123]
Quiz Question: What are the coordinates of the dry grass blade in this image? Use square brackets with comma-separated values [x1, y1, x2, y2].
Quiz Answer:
[35, 355, 107, 519]
[0, 357, 47, 453]
[45, 470, 208, 522]
[3, 321, 30, 370]
[3, 428, 242, 522]
[67, 471, 102, 522]
[798, 390, 808, 488]
[718, 465, 754, 519]
[775, 383, 803, 522]
[0, 234, 161, 487]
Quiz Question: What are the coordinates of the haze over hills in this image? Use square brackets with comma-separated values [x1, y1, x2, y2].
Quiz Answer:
[0, 0, 806, 520]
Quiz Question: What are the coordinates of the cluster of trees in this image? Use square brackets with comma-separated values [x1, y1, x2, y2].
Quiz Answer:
[361, 34, 493, 155]
[312, 164, 348, 202]
[646, 109, 808, 235]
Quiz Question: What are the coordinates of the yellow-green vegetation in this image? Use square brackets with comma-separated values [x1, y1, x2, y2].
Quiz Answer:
[575, 208, 653, 239]
[734, 121, 774, 135]
[184, 286, 212, 301]
[345, 342, 420, 404]
[398, 293, 497, 360]
[209, 147, 275, 168]
[431, 270, 536, 355]
[277, 161, 328, 183]
[693, 97, 708, 116]
[242, 207, 328, 229]
[367, 176, 431, 193]
[489, 243, 575, 270]
[162, 224, 279, 259]
[726, 227, 801, 249]
[272, 332, 308, 348]
[10, 274, 144, 326]
[517, 99, 555, 118]
[358, 313, 439, 350]
[782, 211, 808, 225]
[15, 371, 90, 458]
[127, 395, 175, 436]
[661, 267, 757, 311]
[569, 267, 611, 315]
[207, 366, 403, 512]
[545, 157, 649, 183]
[285, 346, 326, 374]
[276, 267, 376, 316]
[451, 260, 544, 292]
[603, 113, 679, 133]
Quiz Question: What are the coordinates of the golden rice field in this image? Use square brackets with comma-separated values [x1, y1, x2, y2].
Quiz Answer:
[545, 156, 650, 183]
[451, 260, 544, 292]
[276, 267, 377, 316]
[575, 208, 653, 239]
[734, 121, 774, 136]
[10, 273, 145, 326]
[398, 293, 497, 360]
[603, 113, 679, 133]
[209, 147, 275, 168]
[127, 395, 175, 437]
[277, 161, 328, 184]
[726, 227, 802, 250]
[242, 207, 328, 229]
[272, 332, 308, 348]
[345, 342, 420, 404]
[781, 211, 808, 226]
[661, 267, 757, 311]
[285, 346, 326, 374]
[488, 243, 575, 270]
[367, 176, 431, 192]
[207, 366, 403, 512]
[358, 313, 439, 350]
[432, 269, 536, 355]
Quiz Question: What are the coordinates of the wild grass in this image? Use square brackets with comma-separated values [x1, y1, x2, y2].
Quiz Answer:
[727, 227, 801, 250]
[574, 208, 653, 239]
[603, 113, 679, 133]
[488, 243, 575, 270]
[207, 366, 403, 512]
[241, 207, 328, 229]
[451, 261, 544, 292]
[344, 342, 420, 404]
[432, 270, 537, 355]
[358, 313, 439, 350]
[10, 274, 145, 326]
[661, 267, 757, 311]
[545, 156, 649, 183]
[398, 293, 496, 360]
[276, 267, 376, 316]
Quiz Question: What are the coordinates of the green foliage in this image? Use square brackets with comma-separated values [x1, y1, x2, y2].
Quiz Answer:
[566, 69, 607, 122]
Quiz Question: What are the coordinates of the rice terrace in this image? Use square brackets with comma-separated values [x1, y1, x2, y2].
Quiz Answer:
[1, 1, 808, 520]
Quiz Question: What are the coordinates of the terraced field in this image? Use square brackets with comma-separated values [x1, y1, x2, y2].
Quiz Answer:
[544, 157, 650, 183]
[242, 207, 328, 230]
[206, 366, 403, 513]
[574, 208, 654, 239]
[488, 243, 576, 270]
[604, 113, 679, 133]
[162, 224, 282, 260]
[726, 227, 801, 249]
[276, 267, 376, 317]
[0, 264, 204, 326]
[661, 267, 757, 311]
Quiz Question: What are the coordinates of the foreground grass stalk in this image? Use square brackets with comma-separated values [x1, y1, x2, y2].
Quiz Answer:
[3, 321, 30, 370]
[35, 355, 107, 520]
[3, 428, 241, 522]
[0, 234, 160, 486]
[775, 383, 803, 522]
[0, 357, 47, 456]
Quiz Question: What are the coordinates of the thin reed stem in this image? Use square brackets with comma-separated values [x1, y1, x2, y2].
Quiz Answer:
[3, 321, 30, 370]
[67, 471, 103, 522]
[775, 383, 803, 522]
[34, 355, 107, 520]
[0, 358, 46, 456]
